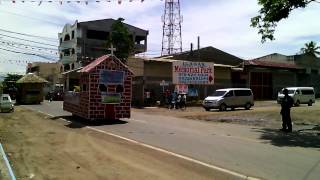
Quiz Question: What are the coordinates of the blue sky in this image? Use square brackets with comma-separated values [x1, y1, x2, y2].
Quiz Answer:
[0, 0, 319, 74]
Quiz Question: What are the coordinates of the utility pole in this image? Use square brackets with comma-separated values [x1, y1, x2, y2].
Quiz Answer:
[161, 0, 183, 56]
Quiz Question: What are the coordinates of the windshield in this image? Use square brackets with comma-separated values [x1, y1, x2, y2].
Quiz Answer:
[211, 91, 227, 97]
[280, 89, 295, 94]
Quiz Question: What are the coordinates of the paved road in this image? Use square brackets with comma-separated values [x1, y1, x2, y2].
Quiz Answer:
[24, 101, 320, 180]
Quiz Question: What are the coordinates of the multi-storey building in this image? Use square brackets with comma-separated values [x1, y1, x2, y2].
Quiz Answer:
[58, 19, 148, 72]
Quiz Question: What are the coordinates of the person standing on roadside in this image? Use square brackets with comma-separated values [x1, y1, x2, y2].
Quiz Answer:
[280, 89, 294, 132]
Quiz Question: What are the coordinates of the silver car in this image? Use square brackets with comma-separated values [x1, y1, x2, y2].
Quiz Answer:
[203, 88, 254, 111]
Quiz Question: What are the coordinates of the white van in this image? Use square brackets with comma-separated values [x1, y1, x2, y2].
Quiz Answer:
[277, 87, 315, 106]
[203, 88, 254, 111]
[0, 94, 14, 113]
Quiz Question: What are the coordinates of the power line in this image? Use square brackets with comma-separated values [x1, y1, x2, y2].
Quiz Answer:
[0, 40, 58, 54]
[0, 28, 58, 42]
[0, 33, 58, 47]
[0, 47, 58, 61]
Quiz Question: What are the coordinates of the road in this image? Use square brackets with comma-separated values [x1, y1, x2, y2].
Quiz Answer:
[24, 101, 320, 180]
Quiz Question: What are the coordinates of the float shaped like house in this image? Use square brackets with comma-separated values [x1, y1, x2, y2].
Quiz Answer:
[63, 55, 133, 120]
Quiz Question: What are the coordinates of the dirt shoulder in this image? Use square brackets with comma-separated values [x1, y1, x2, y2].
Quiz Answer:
[134, 101, 320, 129]
[0, 107, 237, 180]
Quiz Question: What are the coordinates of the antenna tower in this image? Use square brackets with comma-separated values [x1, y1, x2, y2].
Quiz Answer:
[161, 0, 183, 56]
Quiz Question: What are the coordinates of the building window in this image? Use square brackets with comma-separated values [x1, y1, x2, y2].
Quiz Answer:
[60, 38, 62, 43]
[60, 53, 63, 59]
[64, 34, 70, 41]
[63, 49, 70, 56]
[64, 64, 70, 71]
[71, 48, 75, 55]
[72, 30, 75, 39]
[87, 30, 109, 40]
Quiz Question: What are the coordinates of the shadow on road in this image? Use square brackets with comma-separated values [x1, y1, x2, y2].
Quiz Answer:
[254, 127, 320, 148]
[49, 115, 128, 129]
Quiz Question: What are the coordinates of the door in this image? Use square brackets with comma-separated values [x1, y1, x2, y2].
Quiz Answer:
[105, 104, 115, 120]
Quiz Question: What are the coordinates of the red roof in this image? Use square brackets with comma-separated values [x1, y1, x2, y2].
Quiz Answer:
[80, 55, 109, 73]
[79, 55, 133, 75]
[244, 60, 302, 69]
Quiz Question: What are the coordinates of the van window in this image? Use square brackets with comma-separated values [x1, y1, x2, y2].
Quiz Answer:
[224, 91, 233, 97]
[2, 97, 8, 101]
[234, 90, 252, 96]
[301, 89, 314, 95]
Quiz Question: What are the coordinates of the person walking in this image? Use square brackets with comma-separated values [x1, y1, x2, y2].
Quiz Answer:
[280, 89, 294, 132]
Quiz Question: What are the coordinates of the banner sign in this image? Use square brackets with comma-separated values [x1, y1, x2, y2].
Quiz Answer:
[175, 84, 188, 94]
[172, 61, 214, 85]
[101, 92, 121, 104]
[100, 70, 124, 85]
[188, 88, 199, 97]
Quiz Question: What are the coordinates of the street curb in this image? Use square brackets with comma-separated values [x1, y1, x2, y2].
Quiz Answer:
[0, 143, 16, 180]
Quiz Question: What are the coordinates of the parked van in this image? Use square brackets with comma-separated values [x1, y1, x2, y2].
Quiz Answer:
[277, 87, 315, 106]
[0, 94, 14, 113]
[203, 88, 254, 111]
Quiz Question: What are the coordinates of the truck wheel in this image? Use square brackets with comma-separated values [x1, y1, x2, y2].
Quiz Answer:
[245, 103, 251, 110]
[308, 100, 313, 106]
[295, 100, 300, 107]
[219, 104, 227, 111]
[205, 108, 211, 111]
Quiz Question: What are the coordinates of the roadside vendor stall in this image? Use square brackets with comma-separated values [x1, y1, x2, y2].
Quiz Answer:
[16, 73, 48, 104]
[63, 55, 133, 120]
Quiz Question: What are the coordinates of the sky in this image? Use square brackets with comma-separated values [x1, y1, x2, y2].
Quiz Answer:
[0, 0, 319, 74]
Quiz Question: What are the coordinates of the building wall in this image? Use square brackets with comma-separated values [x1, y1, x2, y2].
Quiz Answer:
[27, 62, 63, 93]
[128, 58, 234, 105]
[59, 19, 148, 72]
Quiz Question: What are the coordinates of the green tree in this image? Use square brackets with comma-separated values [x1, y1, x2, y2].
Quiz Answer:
[108, 18, 134, 63]
[251, 0, 318, 42]
[2, 74, 23, 93]
[300, 41, 320, 57]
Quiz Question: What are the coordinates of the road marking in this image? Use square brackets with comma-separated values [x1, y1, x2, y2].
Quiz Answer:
[0, 143, 17, 180]
[24, 107, 260, 180]
[86, 127, 259, 180]
[130, 118, 147, 124]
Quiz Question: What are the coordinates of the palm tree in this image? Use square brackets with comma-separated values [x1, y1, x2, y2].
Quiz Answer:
[300, 41, 320, 57]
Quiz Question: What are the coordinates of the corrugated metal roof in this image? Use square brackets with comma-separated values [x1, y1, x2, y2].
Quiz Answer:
[244, 60, 302, 69]
[80, 55, 133, 75]
[80, 55, 109, 73]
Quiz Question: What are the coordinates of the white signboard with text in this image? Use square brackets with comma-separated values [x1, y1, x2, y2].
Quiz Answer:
[172, 61, 214, 85]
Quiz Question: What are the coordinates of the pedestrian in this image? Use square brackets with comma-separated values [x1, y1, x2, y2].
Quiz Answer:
[170, 92, 177, 109]
[180, 94, 187, 110]
[280, 88, 294, 132]
[176, 94, 181, 109]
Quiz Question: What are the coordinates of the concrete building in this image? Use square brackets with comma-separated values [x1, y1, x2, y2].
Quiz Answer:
[58, 19, 149, 72]
[237, 53, 320, 99]
[26, 62, 63, 94]
[128, 46, 244, 105]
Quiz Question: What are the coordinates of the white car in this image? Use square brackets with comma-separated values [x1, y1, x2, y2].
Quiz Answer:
[277, 87, 315, 106]
[0, 94, 14, 113]
[203, 88, 254, 111]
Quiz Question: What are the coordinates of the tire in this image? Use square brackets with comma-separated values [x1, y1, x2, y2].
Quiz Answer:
[219, 104, 227, 111]
[245, 103, 251, 110]
[205, 108, 211, 111]
[308, 100, 313, 106]
[295, 100, 300, 107]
